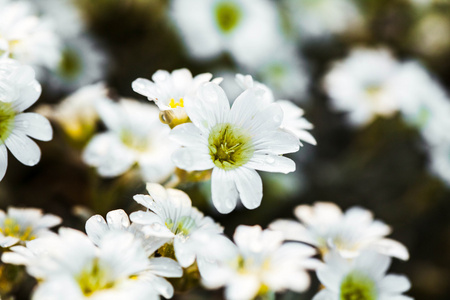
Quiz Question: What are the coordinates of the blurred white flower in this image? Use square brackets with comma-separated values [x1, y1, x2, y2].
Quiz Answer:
[130, 183, 224, 268]
[39, 82, 107, 144]
[170, 0, 281, 67]
[313, 251, 412, 300]
[0, 207, 61, 248]
[0, 59, 53, 181]
[283, 0, 363, 39]
[14, 228, 179, 299]
[235, 74, 316, 145]
[324, 48, 401, 126]
[170, 83, 300, 213]
[392, 61, 450, 146]
[270, 202, 409, 261]
[132, 68, 221, 127]
[200, 225, 317, 300]
[0, 0, 61, 68]
[46, 35, 107, 92]
[82, 98, 177, 183]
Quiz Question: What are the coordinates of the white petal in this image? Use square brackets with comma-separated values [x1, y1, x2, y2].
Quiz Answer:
[171, 147, 214, 171]
[379, 274, 411, 294]
[234, 167, 262, 210]
[14, 113, 52, 141]
[0, 144, 7, 181]
[169, 122, 207, 147]
[211, 168, 238, 214]
[174, 236, 196, 268]
[5, 131, 41, 166]
[106, 209, 130, 230]
[225, 274, 260, 300]
[370, 238, 409, 261]
[11, 80, 41, 113]
[269, 219, 316, 245]
[246, 154, 296, 174]
[85, 215, 109, 245]
[148, 257, 183, 278]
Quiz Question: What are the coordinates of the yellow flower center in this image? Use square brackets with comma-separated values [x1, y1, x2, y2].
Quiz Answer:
[340, 272, 377, 300]
[215, 2, 242, 33]
[77, 259, 114, 296]
[208, 123, 254, 170]
[0, 218, 35, 242]
[0, 102, 15, 145]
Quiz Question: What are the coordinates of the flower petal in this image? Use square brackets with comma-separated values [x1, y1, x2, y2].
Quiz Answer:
[14, 113, 52, 141]
[234, 167, 262, 210]
[171, 147, 214, 171]
[5, 131, 41, 166]
[0, 144, 7, 181]
[211, 168, 238, 214]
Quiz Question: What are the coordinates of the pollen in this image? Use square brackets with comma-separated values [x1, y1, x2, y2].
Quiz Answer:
[77, 258, 114, 296]
[208, 123, 253, 170]
[169, 98, 184, 109]
[0, 102, 15, 144]
[0, 218, 35, 242]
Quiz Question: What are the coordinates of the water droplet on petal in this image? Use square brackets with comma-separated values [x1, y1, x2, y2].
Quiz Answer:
[273, 114, 282, 123]
[22, 120, 29, 128]
[151, 223, 161, 231]
[96, 216, 103, 222]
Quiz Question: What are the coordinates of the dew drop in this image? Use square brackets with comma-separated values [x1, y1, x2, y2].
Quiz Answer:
[265, 156, 275, 164]
[151, 223, 161, 231]
[273, 114, 282, 123]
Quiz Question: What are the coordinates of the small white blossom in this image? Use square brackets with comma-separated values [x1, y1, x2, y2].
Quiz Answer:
[324, 48, 401, 126]
[200, 225, 318, 300]
[170, 82, 300, 213]
[0, 0, 61, 68]
[314, 251, 413, 300]
[0, 59, 53, 181]
[82, 98, 177, 183]
[270, 202, 409, 261]
[130, 183, 224, 268]
[0, 207, 61, 248]
[170, 0, 282, 67]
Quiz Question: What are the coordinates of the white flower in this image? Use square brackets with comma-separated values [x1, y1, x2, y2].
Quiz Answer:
[324, 48, 401, 126]
[199, 225, 317, 300]
[82, 98, 177, 183]
[130, 183, 224, 268]
[46, 35, 107, 92]
[269, 202, 409, 261]
[132, 68, 221, 126]
[170, 82, 300, 213]
[0, 207, 61, 248]
[235, 74, 316, 145]
[391, 61, 450, 146]
[0, 59, 53, 181]
[38, 82, 107, 143]
[13, 228, 180, 299]
[0, 0, 61, 68]
[170, 0, 282, 67]
[85, 209, 170, 258]
[282, 0, 363, 39]
[314, 251, 413, 300]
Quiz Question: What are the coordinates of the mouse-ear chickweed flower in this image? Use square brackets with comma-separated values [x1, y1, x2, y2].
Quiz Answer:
[170, 82, 300, 213]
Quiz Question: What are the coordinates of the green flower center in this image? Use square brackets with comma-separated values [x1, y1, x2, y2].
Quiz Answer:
[0, 102, 15, 145]
[77, 259, 114, 296]
[165, 216, 196, 236]
[340, 272, 377, 300]
[0, 218, 35, 243]
[208, 123, 253, 170]
[120, 129, 149, 152]
[59, 48, 82, 80]
[215, 2, 242, 33]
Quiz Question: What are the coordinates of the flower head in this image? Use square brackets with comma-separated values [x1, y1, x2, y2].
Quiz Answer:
[82, 98, 177, 183]
[270, 202, 409, 261]
[199, 225, 318, 300]
[170, 0, 281, 67]
[0, 0, 61, 68]
[0, 207, 61, 248]
[313, 251, 412, 300]
[0, 59, 53, 181]
[170, 82, 300, 213]
[324, 48, 401, 126]
[130, 183, 224, 268]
